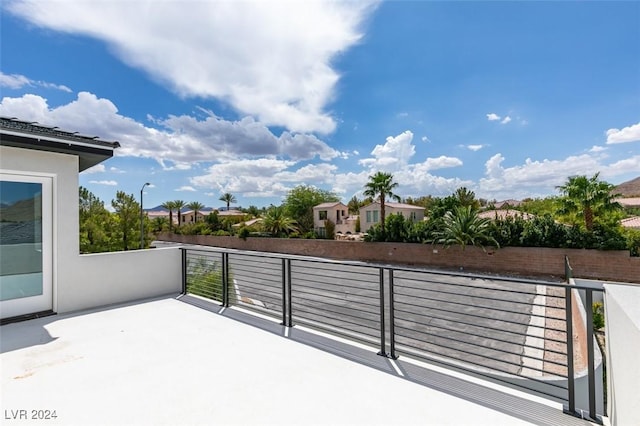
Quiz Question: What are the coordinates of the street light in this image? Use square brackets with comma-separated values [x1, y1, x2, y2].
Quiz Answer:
[140, 182, 150, 249]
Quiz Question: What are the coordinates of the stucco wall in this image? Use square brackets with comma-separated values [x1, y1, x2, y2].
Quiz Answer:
[2, 146, 182, 316]
[60, 248, 182, 313]
[158, 234, 640, 283]
[604, 284, 640, 426]
[2, 145, 79, 314]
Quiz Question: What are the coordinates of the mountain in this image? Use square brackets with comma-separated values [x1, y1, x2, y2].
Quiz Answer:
[0, 194, 42, 222]
[613, 177, 640, 197]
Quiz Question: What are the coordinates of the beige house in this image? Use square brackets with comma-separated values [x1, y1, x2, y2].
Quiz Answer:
[359, 202, 424, 233]
[180, 209, 214, 224]
[313, 202, 356, 236]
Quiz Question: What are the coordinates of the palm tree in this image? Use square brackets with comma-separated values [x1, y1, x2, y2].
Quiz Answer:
[433, 206, 499, 251]
[556, 173, 620, 231]
[187, 201, 205, 223]
[219, 192, 237, 211]
[363, 171, 401, 235]
[261, 206, 298, 237]
[173, 200, 186, 226]
[161, 200, 177, 232]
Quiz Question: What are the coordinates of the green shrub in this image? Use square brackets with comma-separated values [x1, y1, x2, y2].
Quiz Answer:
[593, 302, 605, 330]
[238, 227, 250, 240]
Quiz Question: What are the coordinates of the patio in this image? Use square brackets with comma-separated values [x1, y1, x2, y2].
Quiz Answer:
[1, 295, 595, 426]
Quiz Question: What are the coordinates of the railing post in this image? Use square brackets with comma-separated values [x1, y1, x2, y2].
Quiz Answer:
[286, 259, 293, 327]
[564, 286, 576, 416]
[388, 268, 397, 359]
[181, 248, 187, 294]
[281, 258, 287, 326]
[377, 267, 387, 357]
[221, 252, 229, 307]
[585, 289, 597, 421]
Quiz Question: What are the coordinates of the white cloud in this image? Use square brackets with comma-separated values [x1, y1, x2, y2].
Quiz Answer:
[190, 158, 296, 197]
[82, 164, 106, 174]
[175, 186, 196, 192]
[589, 145, 606, 153]
[501, 116, 512, 124]
[7, 1, 377, 133]
[421, 156, 463, 171]
[0, 71, 72, 92]
[478, 153, 605, 199]
[606, 122, 640, 144]
[359, 130, 415, 171]
[89, 180, 117, 186]
[467, 144, 484, 151]
[0, 93, 340, 167]
[486, 113, 501, 121]
[602, 156, 640, 176]
[421, 136, 430, 143]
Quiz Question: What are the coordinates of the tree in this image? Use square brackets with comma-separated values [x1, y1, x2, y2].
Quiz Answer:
[161, 200, 177, 232]
[433, 206, 499, 251]
[219, 192, 237, 210]
[454, 187, 480, 210]
[261, 206, 298, 237]
[284, 185, 339, 235]
[556, 173, 620, 231]
[187, 201, 205, 223]
[173, 200, 186, 227]
[363, 172, 400, 236]
[79, 186, 113, 253]
[347, 195, 363, 214]
[112, 191, 141, 251]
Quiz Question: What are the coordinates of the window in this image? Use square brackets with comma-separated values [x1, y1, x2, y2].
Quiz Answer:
[410, 212, 417, 221]
[319, 210, 327, 220]
[317, 227, 326, 237]
[366, 211, 371, 223]
[372, 210, 379, 223]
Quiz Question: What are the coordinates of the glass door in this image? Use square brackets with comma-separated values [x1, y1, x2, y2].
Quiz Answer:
[0, 173, 53, 319]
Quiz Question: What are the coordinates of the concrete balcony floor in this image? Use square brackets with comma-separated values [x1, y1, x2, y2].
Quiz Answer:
[1, 295, 597, 426]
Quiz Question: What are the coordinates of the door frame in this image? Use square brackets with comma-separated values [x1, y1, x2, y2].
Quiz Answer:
[0, 171, 54, 319]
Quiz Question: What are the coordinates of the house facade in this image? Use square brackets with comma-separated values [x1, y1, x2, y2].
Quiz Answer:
[0, 117, 181, 322]
[359, 202, 425, 233]
[313, 202, 356, 236]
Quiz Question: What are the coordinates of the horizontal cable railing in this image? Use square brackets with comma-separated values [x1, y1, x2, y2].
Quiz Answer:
[181, 247, 603, 423]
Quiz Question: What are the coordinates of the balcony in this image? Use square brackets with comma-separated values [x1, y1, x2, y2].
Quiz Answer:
[2, 245, 638, 425]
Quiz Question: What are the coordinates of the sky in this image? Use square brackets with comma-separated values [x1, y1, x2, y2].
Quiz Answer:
[1, 0, 639, 210]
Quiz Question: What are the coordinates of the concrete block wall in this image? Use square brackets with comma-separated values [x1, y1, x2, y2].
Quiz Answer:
[157, 234, 640, 283]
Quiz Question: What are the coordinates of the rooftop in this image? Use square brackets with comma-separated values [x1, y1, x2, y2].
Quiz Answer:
[0, 117, 120, 171]
[1, 295, 593, 426]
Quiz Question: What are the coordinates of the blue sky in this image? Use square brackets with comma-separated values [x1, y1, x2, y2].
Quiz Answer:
[1, 0, 639, 210]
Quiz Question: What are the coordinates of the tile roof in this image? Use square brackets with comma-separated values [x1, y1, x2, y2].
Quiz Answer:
[621, 216, 640, 228]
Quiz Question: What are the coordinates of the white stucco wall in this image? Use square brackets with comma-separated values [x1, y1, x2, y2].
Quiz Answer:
[1, 145, 182, 316]
[61, 248, 182, 313]
[604, 284, 640, 426]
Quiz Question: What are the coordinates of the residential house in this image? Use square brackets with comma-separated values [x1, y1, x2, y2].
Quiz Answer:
[0, 117, 180, 322]
[493, 199, 522, 209]
[621, 216, 640, 229]
[180, 208, 215, 224]
[313, 202, 356, 236]
[478, 209, 535, 221]
[359, 202, 424, 233]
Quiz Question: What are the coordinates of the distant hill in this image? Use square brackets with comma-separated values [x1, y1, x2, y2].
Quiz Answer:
[613, 176, 640, 197]
[145, 205, 216, 213]
[0, 194, 42, 222]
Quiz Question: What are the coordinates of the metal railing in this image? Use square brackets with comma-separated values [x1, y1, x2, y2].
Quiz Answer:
[181, 247, 603, 423]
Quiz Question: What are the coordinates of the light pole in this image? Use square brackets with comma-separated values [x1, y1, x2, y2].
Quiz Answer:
[140, 182, 150, 249]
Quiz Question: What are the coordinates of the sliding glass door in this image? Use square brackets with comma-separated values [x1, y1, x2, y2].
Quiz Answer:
[0, 173, 52, 319]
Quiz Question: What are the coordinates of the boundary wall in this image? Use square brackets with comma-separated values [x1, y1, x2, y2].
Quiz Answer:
[157, 234, 639, 283]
